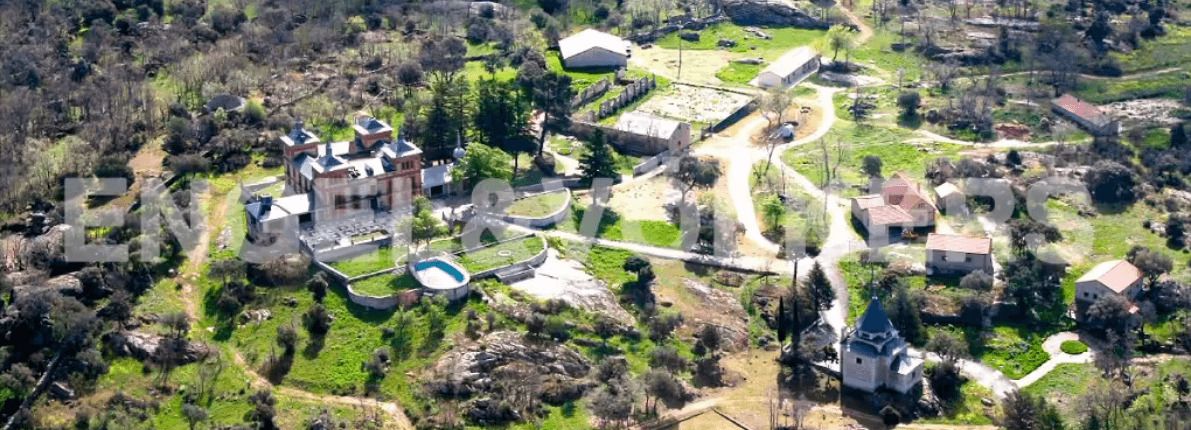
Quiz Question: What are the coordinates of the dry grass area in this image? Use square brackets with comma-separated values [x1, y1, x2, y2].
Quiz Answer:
[608, 175, 678, 221]
[631, 45, 735, 86]
[637, 84, 754, 125]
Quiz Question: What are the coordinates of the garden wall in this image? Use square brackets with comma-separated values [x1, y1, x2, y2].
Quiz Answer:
[569, 120, 676, 156]
[631, 149, 682, 176]
[310, 237, 393, 263]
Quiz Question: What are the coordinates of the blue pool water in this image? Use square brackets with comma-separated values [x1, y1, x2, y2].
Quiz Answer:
[414, 259, 466, 282]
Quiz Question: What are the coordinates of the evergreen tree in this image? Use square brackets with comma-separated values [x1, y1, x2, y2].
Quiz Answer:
[1171, 122, 1188, 148]
[531, 71, 574, 155]
[777, 296, 788, 345]
[803, 261, 833, 312]
[579, 130, 617, 185]
[887, 284, 925, 344]
[422, 73, 469, 162]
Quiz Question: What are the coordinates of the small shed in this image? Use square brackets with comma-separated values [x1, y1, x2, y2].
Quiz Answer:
[934, 182, 966, 214]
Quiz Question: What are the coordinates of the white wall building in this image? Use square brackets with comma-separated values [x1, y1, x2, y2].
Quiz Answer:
[559, 29, 630, 69]
[753, 47, 820, 89]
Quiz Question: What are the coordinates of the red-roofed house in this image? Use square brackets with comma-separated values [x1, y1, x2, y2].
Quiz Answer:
[851, 172, 937, 237]
[1075, 260, 1143, 305]
[925, 233, 993, 275]
[1051, 94, 1119, 137]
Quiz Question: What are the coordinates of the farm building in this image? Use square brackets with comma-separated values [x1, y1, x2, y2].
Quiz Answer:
[559, 29, 630, 69]
[1076, 260, 1143, 305]
[612, 112, 692, 155]
[924, 233, 993, 275]
[851, 172, 937, 238]
[1051, 94, 1120, 137]
[753, 47, 820, 89]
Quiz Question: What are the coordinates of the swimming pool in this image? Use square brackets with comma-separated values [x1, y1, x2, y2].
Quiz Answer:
[410, 257, 471, 300]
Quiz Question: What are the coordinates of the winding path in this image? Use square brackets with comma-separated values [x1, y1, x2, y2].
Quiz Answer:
[176, 187, 414, 430]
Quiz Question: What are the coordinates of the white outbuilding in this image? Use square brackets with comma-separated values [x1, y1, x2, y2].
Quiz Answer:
[559, 29, 630, 69]
[753, 47, 820, 89]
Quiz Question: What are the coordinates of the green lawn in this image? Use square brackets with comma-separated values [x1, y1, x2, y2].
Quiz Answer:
[508, 190, 570, 218]
[1110, 25, 1191, 73]
[462, 60, 518, 83]
[919, 377, 997, 425]
[781, 121, 953, 194]
[350, 272, 419, 297]
[546, 52, 618, 91]
[750, 160, 826, 240]
[79, 353, 368, 429]
[655, 23, 825, 59]
[976, 325, 1050, 380]
[1060, 340, 1088, 355]
[1022, 363, 1098, 418]
[222, 280, 489, 414]
[715, 61, 762, 86]
[557, 200, 683, 249]
[327, 246, 404, 278]
[457, 235, 546, 273]
[1046, 196, 1190, 280]
[1074, 70, 1191, 103]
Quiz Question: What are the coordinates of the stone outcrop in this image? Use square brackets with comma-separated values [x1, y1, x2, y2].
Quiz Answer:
[105, 330, 212, 365]
[720, 0, 828, 28]
[430, 331, 591, 398]
[681, 279, 750, 352]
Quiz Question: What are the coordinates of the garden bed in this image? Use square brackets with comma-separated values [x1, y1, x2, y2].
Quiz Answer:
[326, 246, 404, 278]
[350, 272, 419, 297]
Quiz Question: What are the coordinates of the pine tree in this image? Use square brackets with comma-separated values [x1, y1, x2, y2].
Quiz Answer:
[777, 297, 788, 345]
[804, 261, 833, 312]
[1171, 122, 1188, 148]
[580, 130, 617, 185]
[888, 284, 925, 344]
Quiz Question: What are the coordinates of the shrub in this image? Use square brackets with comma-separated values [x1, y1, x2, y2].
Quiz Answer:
[1060, 340, 1088, 355]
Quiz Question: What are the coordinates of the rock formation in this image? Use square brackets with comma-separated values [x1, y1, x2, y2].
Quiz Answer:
[720, 0, 828, 28]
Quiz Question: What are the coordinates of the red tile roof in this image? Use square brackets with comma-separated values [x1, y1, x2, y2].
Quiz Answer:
[866, 205, 915, 226]
[925, 233, 992, 255]
[1077, 260, 1142, 294]
[1052, 94, 1111, 126]
[882, 172, 936, 212]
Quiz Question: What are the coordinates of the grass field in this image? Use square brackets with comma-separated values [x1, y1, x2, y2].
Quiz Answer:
[457, 235, 546, 273]
[655, 23, 825, 59]
[976, 325, 1050, 380]
[781, 120, 955, 194]
[223, 280, 489, 413]
[1060, 340, 1088, 355]
[557, 202, 683, 249]
[327, 246, 403, 277]
[750, 160, 826, 239]
[1110, 25, 1191, 73]
[351, 272, 419, 296]
[507, 190, 570, 218]
[1022, 363, 1098, 417]
[714, 61, 763, 86]
[918, 376, 997, 425]
[1074, 70, 1191, 103]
